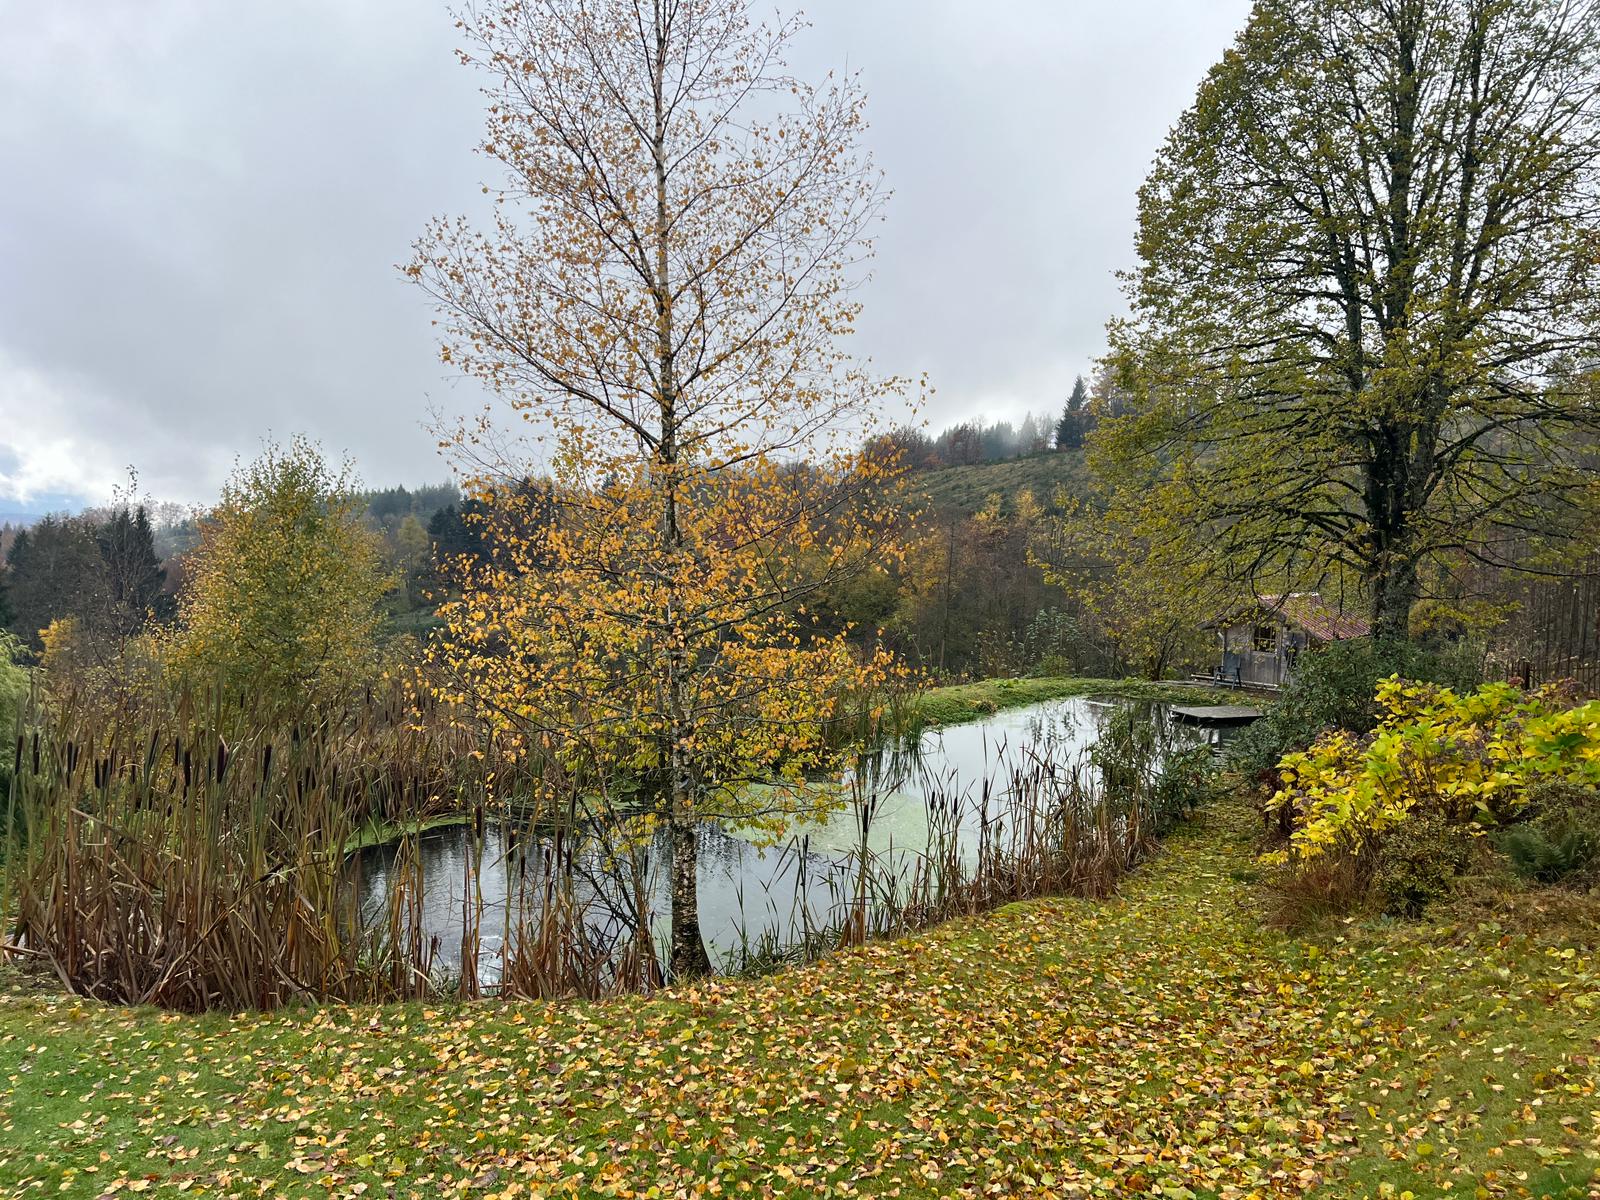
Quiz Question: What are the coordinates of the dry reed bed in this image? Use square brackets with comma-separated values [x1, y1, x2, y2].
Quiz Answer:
[4, 690, 1209, 1011]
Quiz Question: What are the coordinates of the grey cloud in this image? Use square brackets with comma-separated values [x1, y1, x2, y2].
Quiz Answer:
[0, 0, 1251, 507]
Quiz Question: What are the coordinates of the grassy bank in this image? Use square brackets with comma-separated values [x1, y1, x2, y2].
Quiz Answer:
[914, 675, 1252, 727]
[3, 801, 1595, 1197]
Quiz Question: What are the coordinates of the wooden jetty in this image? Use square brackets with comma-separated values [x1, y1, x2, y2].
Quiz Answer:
[1171, 704, 1263, 726]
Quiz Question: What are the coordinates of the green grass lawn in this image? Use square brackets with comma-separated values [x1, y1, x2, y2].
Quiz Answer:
[2, 802, 1596, 1198]
[913, 675, 1252, 727]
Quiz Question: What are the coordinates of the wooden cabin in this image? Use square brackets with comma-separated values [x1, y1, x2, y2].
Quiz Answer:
[1208, 593, 1371, 689]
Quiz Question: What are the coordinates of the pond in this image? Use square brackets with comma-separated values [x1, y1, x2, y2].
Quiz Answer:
[353, 695, 1232, 983]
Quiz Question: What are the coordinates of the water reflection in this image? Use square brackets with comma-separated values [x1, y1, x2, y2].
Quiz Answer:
[353, 695, 1225, 981]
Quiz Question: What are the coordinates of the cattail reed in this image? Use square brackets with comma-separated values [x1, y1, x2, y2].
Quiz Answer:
[6, 677, 1209, 1010]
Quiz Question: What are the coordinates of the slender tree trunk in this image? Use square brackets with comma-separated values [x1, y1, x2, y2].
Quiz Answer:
[667, 816, 709, 978]
[649, 5, 711, 981]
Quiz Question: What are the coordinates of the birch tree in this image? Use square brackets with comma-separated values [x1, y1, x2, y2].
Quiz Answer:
[409, 0, 910, 977]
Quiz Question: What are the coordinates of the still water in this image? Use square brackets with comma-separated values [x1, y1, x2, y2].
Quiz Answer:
[353, 695, 1228, 978]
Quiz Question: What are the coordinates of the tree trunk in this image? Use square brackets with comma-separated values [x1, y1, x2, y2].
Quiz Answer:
[667, 808, 712, 980]
[650, 7, 709, 982]
[1364, 413, 1424, 643]
[1371, 556, 1419, 643]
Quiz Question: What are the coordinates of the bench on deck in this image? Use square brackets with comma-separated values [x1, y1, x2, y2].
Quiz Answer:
[1189, 667, 1244, 689]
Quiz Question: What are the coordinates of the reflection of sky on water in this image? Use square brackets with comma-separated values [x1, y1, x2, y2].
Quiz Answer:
[777, 693, 1108, 858]
[354, 695, 1221, 979]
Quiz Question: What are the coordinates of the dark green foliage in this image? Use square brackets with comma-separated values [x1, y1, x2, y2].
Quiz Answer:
[0, 633, 27, 832]
[1149, 745, 1216, 835]
[4, 508, 173, 649]
[1502, 824, 1599, 885]
[3, 518, 112, 649]
[1375, 811, 1473, 916]
[97, 506, 168, 632]
[1055, 376, 1092, 450]
[360, 483, 459, 529]
[426, 501, 479, 569]
[427, 483, 555, 583]
[1026, 607, 1118, 679]
[1090, 703, 1218, 836]
[1090, 704, 1159, 795]
[1501, 783, 1600, 885]
[1227, 637, 1483, 782]
[804, 566, 900, 640]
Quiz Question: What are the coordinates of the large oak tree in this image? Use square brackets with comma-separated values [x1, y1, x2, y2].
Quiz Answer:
[1101, 0, 1600, 639]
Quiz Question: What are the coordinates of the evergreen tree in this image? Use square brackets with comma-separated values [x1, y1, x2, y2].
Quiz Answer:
[979, 421, 1018, 462]
[3, 518, 113, 649]
[97, 505, 168, 634]
[427, 501, 486, 576]
[1056, 376, 1089, 450]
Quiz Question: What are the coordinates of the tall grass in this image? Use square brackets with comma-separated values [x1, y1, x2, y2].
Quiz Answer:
[5, 679, 1210, 1010]
[726, 712, 1209, 975]
[3, 679, 452, 1010]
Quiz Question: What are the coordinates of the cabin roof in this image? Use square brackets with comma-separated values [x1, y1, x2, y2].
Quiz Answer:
[1216, 592, 1371, 642]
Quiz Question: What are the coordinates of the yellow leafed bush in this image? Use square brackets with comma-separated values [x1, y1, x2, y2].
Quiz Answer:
[1265, 677, 1600, 864]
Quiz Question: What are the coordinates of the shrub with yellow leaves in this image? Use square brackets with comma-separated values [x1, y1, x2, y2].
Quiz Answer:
[1266, 677, 1600, 868]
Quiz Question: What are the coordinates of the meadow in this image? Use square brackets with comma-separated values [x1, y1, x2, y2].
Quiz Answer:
[2, 800, 1593, 1198]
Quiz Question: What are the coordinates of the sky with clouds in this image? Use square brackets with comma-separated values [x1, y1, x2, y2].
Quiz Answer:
[0, 0, 1252, 512]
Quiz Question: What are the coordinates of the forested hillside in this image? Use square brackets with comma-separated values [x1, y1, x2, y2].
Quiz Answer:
[910, 449, 1091, 516]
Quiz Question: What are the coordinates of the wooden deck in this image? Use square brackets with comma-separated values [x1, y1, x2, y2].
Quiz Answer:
[1171, 704, 1264, 725]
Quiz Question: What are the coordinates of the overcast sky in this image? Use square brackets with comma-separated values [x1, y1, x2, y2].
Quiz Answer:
[0, 0, 1252, 512]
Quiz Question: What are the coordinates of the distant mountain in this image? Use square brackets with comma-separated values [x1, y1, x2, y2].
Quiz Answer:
[0, 490, 87, 528]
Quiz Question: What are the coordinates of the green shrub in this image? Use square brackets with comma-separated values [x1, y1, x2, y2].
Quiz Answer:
[1500, 783, 1600, 885]
[1375, 811, 1473, 916]
[0, 632, 28, 801]
[1267, 679, 1600, 861]
[1227, 636, 1482, 785]
[1261, 680, 1600, 920]
[1150, 744, 1216, 834]
[1035, 652, 1075, 679]
[1090, 703, 1217, 835]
